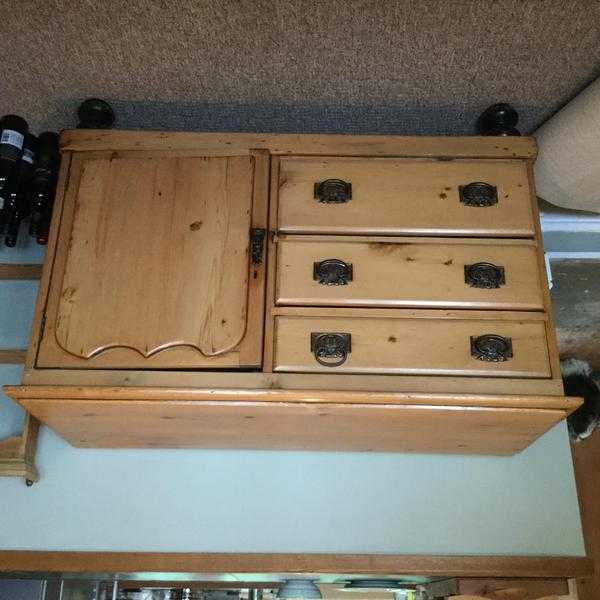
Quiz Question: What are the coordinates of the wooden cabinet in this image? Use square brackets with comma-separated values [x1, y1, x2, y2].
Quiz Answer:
[4, 132, 580, 456]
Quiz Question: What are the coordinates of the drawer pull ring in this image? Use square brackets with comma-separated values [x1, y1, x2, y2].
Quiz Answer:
[470, 334, 513, 362]
[464, 262, 506, 288]
[314, 179, 352, 204]
[313, 259, 353, 285]
[311, 332, 351, 367]
[459, 182, 498, 207]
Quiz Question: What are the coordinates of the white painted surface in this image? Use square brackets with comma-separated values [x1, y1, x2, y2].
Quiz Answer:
[0, 420, 586, 555]
[540, 210, 600, 232]
[0, 281, 38, 349]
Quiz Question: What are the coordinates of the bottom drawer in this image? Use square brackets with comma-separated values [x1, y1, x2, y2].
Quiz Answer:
[274, 313, 551, 377]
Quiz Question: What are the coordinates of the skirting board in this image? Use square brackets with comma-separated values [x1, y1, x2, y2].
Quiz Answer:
[0, 551, 593, 579]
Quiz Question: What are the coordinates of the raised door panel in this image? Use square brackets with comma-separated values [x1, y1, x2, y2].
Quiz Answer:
[277, 157, 535, 236]
[37, 152, 266, 369]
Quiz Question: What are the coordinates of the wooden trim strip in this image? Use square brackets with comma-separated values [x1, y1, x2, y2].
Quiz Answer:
[526, 162, 564, 382]
[0, 414, 39, 482]
[0, 435, 21, 460]
[3, 385, 581, 412]
[19, 369, 566, 396]
[271, 306, 550, 321]
[0, 264, 43, 280]
[277, 234, 539, 247]
[59, 130, 537, 159]
[0, 350, 26, 364]
[456, 578, 570, 597]
[0, 552, 591, 577]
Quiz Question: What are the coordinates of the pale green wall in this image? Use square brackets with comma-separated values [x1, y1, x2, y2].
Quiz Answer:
[0, 233, 586, 555]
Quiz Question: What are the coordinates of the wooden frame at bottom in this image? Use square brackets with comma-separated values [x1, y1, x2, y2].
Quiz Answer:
[4, 386, 581, 455]
[0, 551, 592, 578]
[0, 413, 39, 484]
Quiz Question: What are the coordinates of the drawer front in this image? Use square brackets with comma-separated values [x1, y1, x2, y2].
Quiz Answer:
[278, 157, 534, 236]
[20, 395, 567, 455]
[274, 314, 551, 377]
[276, 236, 544, 310]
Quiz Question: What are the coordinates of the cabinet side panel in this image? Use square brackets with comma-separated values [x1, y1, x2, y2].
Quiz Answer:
[24, 152, 73, 371]
[527, 162, 564, 384]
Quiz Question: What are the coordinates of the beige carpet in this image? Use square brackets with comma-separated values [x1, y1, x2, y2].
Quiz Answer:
[1, 0, 599, 135]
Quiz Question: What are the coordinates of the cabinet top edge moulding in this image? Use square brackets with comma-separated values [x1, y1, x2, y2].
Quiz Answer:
[59, 129, 538, 159]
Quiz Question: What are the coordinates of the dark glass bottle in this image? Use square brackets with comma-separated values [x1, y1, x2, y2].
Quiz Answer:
[3, 133, 37, 247]
[0, 114, 29, 230]
[28, 131, 60, 244]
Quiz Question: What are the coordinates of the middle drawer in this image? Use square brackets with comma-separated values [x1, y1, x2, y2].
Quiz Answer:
[276, 236, 544, 310]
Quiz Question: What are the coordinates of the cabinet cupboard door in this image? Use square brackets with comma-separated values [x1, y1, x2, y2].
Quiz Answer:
[37, 152, 268, 369]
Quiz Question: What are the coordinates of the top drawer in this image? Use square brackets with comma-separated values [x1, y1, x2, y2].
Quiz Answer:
[277, 157, 535, 237]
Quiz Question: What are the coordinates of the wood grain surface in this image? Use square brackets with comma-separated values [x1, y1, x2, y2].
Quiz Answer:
[277, 157, 535, 237]
[60, 130, 538, 159]
[276, 235, 544, 310]
[37, 153, 264, 369]
[274, 314, 551, 377]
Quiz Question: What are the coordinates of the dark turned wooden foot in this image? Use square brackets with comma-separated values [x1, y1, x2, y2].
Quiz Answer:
[77, 98, 116, 129]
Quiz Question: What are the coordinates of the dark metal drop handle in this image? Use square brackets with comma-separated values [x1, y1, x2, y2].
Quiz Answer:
[464, 262, 506, 289]
[314, 179, 352, 204]
[311, 332, 351, 367]
[471, 334, 513, 362]
[313, 259, 353, 285]
[459, 182, 498, 207]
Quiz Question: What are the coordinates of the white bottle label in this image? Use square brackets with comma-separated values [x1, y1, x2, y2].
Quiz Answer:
[22, 148, 35, 164]
[0, 129, 24, 149]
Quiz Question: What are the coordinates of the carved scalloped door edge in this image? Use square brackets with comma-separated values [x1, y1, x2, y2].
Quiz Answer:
[54, 154, 254, 362]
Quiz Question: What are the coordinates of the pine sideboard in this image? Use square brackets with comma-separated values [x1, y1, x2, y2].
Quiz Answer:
[4, 131, 580, 455]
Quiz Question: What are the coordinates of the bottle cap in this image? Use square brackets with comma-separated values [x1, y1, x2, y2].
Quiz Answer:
[0, 114, 29, 135]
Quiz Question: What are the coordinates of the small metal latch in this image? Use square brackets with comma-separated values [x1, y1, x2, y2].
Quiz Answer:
[250, 228, 266, 264]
